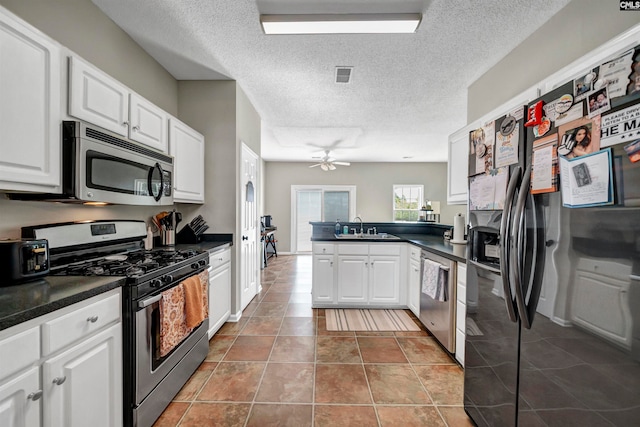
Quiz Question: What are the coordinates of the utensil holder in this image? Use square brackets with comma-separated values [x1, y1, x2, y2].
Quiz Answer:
[161, 229, 175, 246]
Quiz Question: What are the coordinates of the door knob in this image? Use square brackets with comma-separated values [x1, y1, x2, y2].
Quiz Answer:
[242, 235, 248, 241]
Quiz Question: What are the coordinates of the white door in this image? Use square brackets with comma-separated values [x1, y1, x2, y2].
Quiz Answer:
[43, 324, 122, 427]
[312, 255, 335, 303]
[68, 56, 129, 137]
[337, 256, 368, 303]
[369, 256, 401, 303]
[0, 367, 40, 427]
[240, 143, 259, 311]
[129, 93, 168, 152]
[0, 8, 61, 191]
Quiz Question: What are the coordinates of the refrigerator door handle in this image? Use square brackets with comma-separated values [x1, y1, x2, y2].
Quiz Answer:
[512, 164, 546, 329]
[499, 165, 521, 323]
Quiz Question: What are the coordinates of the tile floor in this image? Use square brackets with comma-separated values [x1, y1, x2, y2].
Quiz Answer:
[153, 255, 474, 427]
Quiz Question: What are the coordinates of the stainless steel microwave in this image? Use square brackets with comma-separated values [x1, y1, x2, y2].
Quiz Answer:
[9, 121, 173, 205]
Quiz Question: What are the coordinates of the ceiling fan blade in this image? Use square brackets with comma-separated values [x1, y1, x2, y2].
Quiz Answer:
[309, 164, 321, 168]
[333, 161, 351, 166]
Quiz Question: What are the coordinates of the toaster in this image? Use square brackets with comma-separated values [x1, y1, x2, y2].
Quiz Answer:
[0, 239, 50, 285]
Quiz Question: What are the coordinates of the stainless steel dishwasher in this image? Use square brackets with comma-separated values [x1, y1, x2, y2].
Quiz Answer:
[419, 250, 456, 353]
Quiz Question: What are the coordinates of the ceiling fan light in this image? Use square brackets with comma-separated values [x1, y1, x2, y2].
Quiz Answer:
[321, 163, 329, 171]
[328, 163, 336, 170]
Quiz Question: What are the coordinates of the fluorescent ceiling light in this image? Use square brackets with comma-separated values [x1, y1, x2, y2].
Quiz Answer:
[260, 13, 422, 35]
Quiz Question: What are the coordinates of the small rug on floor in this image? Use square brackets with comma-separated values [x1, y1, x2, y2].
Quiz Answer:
[325, 309, 420, 332]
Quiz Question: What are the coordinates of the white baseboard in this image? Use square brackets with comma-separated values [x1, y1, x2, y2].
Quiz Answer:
[228, 310, 243, 322]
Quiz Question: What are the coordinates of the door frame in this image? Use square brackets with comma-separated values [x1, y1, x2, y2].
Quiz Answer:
[290, 185, 356, 253]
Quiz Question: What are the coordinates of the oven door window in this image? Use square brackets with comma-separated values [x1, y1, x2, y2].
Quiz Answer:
[86, 150, 157, 196]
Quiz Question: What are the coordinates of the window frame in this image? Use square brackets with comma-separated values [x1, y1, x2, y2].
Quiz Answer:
[392, 184, 424, 223]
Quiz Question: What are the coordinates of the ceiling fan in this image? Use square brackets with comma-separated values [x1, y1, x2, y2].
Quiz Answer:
[309, 150, 351, 171]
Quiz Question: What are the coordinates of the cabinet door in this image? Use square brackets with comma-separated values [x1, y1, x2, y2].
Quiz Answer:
[68, 56, 129, 137]
[369, 256, 400, 304]
[0, 8, 61, 191]
[337, 256, 368, 303]
[0, 367, 40, 427]
[43, 324, 122, 427]
[169, 118, 205, 203]
[208, 263, 231, 337]
[130, 93, 168, 152]
[312, 255, 335, 304]
[408, 258, 421, 316]
[447, 126, 470, 205]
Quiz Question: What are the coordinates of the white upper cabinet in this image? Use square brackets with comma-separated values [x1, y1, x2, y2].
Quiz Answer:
[68, 56, 129, 137]
[129, 93, 168, 152]
[69, 56, 168, 153]
[0, 6, 61, 192]
[447, 126, 470, 205]
[169, 117, 205, 203]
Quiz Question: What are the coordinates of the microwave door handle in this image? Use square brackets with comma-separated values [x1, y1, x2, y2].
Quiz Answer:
[500, 165, 521, 323]
[148, 163, 163, 202]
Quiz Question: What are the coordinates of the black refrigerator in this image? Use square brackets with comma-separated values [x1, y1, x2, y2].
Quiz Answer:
[463, 34, 640, 426]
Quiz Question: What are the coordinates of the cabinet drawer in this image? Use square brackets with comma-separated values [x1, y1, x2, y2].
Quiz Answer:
[368, 244, 401, 256]
[42, 293, 121, 355]
[457, 263, 467, 286]
[409, 245, 421, 261]
[313, 243, 335, 255]
[209, 248, 231, 270]
[337, 244, 368, 255]
[0, 326, 39, 380]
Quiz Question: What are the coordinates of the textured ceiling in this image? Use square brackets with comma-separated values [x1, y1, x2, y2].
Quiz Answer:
[92, 0, 572, 163]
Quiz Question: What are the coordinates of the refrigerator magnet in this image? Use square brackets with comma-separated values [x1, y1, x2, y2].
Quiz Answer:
[499, 116, 516, 136]
[525, 100, 545, 127]
[623, 139, 640, 163]
[533, 117, 551, 137]
[555, 94, 573, 114]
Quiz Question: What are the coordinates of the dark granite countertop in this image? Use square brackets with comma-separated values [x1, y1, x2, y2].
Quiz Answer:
[311, 233, 467, 263]
[0, 276, 125, 331]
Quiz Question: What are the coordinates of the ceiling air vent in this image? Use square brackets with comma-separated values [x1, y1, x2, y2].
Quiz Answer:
[335, 66, 353, 84]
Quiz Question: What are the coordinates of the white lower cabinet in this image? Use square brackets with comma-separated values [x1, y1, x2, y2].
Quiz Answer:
[336, 255, 368, 303]
[312, 242, 404, 307]
[0, 367, 40, 427]
[312, 255, 335, 304]
[408, 257, 421, 317]
[208, 248, 231, 338]
[455, 262, 467, 366]
[43, 324, 122, 427]
[0, 288, 122, 427]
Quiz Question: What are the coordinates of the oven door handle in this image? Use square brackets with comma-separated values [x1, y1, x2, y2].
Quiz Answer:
[138, 294, 162, 309]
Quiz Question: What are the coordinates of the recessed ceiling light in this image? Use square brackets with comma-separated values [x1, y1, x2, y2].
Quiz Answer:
[260, 13, 422, 35]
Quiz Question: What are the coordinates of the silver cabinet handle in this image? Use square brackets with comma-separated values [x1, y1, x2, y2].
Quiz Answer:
[330, 261, 333, 267]
[122, 121, 129, 127]
[52, 376, 66, 386]
[27, 390, 43, 401]
[132, 125, 140, 132]
[87, 316, 99, 323]
[218, 258, 223, 261]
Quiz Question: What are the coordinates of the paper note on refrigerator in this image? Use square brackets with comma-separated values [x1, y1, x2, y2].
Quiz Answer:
[531, 134, 558, 194]
[559, 147, 614, 207]
[469, 167, 509, 210]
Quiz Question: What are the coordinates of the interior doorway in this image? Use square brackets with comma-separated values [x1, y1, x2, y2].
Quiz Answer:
[291, 185, 356, 253]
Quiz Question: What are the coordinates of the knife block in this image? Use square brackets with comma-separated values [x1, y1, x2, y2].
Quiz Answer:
[176, 224, 203, 244]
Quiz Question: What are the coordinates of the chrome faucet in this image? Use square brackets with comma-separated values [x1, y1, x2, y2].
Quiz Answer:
[353, 216, 363, 235]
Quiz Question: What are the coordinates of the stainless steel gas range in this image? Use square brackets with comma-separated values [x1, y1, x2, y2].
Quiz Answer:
[23, 220, 210, 427]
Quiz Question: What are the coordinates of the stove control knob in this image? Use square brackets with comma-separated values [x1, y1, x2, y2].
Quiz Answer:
[150, 279, 162, 288]
[162, 274, 173, 284]
[191, 263, 199, 270]
[198, 259, 207, 267]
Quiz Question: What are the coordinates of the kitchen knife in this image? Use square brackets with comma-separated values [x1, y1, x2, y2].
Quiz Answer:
[194, 225, 209, 235]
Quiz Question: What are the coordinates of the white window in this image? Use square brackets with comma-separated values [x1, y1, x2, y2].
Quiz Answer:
[393, 185, 423, 222]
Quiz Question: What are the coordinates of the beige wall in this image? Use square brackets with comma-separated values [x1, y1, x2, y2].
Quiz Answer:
[0, 0, 180, 238]
[0, 0, 177, 114]
[263, 162, 466, 253]
[468, 0, 640, 122]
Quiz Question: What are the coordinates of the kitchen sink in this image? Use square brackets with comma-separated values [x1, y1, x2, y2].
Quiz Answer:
[334, 233, 402, 240]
